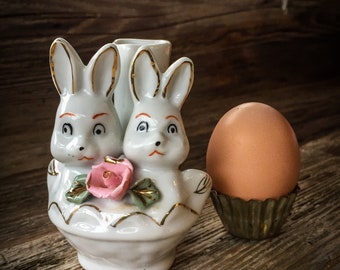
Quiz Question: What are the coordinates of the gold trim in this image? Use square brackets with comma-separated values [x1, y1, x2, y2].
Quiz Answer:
[49, 202, 101, 225]
[112, 203, 198, 227]
[91, 47, 118, 97]
[129, 189, 158, 204]
[194, 175, 212, 194]
[112, 211, 159, 228]
[48, 159, 59, 176]
[50, 41, 75, 95]
[49, 201, 198, 228]
[108, 48, 118, 97]
[131, 50, 160, 101]
[162, 60, 193, 102]
[49, 42, 61, 95]
[104, 156, 124, 164]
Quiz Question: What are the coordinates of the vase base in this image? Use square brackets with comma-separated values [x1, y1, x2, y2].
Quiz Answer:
[78, 250, 176, 270]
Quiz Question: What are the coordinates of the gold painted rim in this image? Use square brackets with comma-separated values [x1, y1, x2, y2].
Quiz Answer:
[49, 201, 198, 228]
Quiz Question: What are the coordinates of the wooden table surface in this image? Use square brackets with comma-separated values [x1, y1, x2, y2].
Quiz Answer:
[0, 0, 339, 269]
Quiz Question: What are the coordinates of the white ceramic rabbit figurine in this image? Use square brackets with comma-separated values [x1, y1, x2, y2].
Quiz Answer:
[123, 47, 211, 222]
[112, 38, 171, 131]
[47, 38, 123, 207]
[47, 39, 211, 270]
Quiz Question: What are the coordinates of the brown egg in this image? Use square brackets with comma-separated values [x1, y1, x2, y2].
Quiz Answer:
[206, 102, 300, 201]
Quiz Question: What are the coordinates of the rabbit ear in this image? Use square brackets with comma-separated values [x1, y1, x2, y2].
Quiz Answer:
[90, 44, 119, 97]
[162, 57, 193, 109]
[49, 38, 81, 95]
[130, 49, 160, 102]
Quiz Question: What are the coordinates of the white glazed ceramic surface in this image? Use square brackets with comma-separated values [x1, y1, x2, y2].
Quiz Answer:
[113, 38, 171, 131]
[49, 169, 209, 269]
[47, 38, 211, 270]
[48, 38, 123, 204]
[123, 47, 197, 222]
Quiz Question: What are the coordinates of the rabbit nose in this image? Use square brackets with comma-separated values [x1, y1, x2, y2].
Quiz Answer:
[155, 141, 161, 147]
[79, 146, 84, 151]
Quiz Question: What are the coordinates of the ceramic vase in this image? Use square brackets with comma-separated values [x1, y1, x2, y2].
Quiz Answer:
[47, 38, 211, 270]
[113, 38, 171, 131]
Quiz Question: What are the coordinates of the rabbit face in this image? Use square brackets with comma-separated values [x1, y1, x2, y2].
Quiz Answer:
[123, 48, 194, 170]
[124, 99, 189, 169]
[51, 93, 122, 166]
[49, 38, 123, 167]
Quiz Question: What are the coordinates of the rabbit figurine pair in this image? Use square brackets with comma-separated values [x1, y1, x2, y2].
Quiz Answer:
[47, 38, 211, 270]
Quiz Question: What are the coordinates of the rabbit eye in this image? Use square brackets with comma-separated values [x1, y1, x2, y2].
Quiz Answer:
[137, 121, 149, 132]
[93, 123, 106, 136]
[167, 124, 178, 134]
[62, 123, 73, 135]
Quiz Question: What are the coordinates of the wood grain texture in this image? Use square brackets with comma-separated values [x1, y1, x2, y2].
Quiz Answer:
[0, 0, 339, 269]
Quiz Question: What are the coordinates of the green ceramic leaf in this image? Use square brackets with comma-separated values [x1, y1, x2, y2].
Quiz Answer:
[65, 174, 92, 204]
[129, 178, 161, 210]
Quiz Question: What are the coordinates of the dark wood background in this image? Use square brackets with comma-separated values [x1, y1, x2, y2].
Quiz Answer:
[0, 0, 339, 269]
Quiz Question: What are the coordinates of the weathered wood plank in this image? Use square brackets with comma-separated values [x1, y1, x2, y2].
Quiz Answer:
[0, 0, 339, 269]
[1, 131, 339, 269]
[0, 83, 339, 269]
[175, 131, 340, 270]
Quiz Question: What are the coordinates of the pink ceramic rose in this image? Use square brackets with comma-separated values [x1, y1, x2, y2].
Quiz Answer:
[86, 156, 134, 201]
